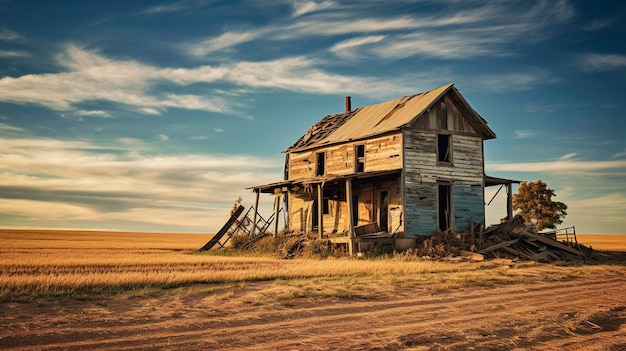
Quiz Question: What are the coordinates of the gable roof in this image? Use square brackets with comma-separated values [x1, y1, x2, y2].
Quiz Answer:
[286, 83, 495, 153]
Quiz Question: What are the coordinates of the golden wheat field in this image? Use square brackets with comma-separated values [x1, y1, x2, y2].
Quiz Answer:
[1, 229, 626, 350]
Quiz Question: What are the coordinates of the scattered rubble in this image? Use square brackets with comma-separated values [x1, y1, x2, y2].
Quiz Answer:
[417, 215, 607, 262]
[202, 209, 607, 262]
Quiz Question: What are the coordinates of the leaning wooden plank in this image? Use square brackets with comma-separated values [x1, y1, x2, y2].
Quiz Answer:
[519, 231, 584, 257]
[199, 205, 245, 251]
[478, 239, 519, 254]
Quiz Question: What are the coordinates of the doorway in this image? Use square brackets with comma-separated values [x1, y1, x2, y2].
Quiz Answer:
[437, 184, 452, 231]
[352, 195, 359, 227]
[379, 191, 389, 232]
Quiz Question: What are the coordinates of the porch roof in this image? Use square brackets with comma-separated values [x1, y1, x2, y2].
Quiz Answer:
[484, 174, 520, 187]
[250, 169, 402, 194]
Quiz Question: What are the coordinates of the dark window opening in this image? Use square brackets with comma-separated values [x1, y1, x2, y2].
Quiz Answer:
[437, 134, 451, 163]
[316, 152, 326, 176]
[322, 198, 330, 215]
[355, 145, 365, 173]
[352, 195, 359, 227]
[312, 199, 319, 230]
[438, 184, 452, 231]
[379, 191, 389, 232]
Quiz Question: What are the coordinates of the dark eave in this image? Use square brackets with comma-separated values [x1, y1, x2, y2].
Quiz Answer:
[484, 175, 520, 187]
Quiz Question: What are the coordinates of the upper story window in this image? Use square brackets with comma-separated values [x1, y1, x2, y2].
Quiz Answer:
[316, 151, 326, 176]
[437, 134, 452, 163]
[355, 144, 365, 173]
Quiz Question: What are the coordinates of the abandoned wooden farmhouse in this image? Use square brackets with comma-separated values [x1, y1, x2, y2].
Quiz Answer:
[250, 83, 516, 254]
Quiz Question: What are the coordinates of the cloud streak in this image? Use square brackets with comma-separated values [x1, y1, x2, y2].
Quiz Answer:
[0, 135, 283, 231]
[0, 45, 442, 116]
[577, 53, 626, 72]
[187, 0, 575, 61]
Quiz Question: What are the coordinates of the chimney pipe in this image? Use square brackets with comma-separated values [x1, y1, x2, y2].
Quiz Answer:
[345, 96, 351, 112]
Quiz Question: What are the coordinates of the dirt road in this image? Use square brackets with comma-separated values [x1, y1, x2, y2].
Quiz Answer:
[1, 272, 625, 350]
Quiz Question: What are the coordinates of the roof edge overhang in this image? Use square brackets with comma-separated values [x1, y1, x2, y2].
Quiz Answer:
[396, 84, 496, 141]
[484, 174, 520, 187]
[449, 86, 497, 140]
[284, 129, 402, 154]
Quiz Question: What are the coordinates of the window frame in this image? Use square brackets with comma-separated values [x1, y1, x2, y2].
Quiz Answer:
[436, 134, 452, 165]
[316, 151, 326, 176]
[354, 144, 365, 173]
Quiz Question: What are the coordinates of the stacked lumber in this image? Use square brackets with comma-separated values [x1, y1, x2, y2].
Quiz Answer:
[417, 215, 605, 262]
[475, 215, 599, 262]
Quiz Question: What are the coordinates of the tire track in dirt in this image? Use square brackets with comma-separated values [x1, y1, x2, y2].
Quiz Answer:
[2, 274, 624, 350]
[0, 277, 624, 350]
[188, 277, 625, 350]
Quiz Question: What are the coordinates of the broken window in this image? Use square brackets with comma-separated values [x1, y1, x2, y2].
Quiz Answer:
[322, 198, 330, 215]
[355, 144, 365, 173]
[437, 134, 451, 163]
[316, 151, 326, 176]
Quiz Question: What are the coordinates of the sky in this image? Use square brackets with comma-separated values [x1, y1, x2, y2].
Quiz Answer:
[0, 0, 625, 234]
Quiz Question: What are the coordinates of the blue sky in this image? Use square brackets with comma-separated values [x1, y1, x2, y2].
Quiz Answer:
[0, 0, 625, 234]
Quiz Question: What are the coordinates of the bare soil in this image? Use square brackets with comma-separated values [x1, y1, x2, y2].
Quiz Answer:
[1, 271, 625, 351]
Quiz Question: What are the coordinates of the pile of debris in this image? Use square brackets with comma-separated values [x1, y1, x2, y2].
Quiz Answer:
[418, 215, 606, 262]
[477, 215, 585, 262]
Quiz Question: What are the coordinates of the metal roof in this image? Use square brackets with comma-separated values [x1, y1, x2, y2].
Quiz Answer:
[324, 84, 452, 144]
[286, 83, 494, 153]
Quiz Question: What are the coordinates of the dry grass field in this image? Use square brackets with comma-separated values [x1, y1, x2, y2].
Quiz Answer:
[1, 229, 625, 350]
[577, 234, 626, 252]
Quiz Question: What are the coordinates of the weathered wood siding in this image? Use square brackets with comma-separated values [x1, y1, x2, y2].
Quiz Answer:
[286, 176, 403, 235]
[403, 94, 485, 236]
[287, 134, 403, 180]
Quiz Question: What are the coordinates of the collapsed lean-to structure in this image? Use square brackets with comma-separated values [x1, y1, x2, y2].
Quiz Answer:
[251, 84, 517, 254]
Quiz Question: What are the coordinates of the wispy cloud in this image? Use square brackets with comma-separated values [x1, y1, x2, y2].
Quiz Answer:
[75, 110, 112, 118]
[0, 45, 233, 115]
[329, 35, 386, 57]
[186, 0, 575, 61]
[582, 16, 614, 31]
[186, 31, 262, 56]
[515, 130, 539, 138]
[0, 28, 21, 41]
[0, 135, 282, 231]
[0, 123, 25, 136]
[289, 0, 337, 17]
[487, 157, 626, 174]
[141, 2, 190, 15]
[0, 50, 29, 58]
[612, 149, 626, 159]
[0, 45, 437, 116]
[577, 53, 626, 72]
[475, 68, 559, 92]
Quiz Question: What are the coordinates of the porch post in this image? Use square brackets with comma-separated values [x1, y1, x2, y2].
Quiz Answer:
[506, 183, 513, 220]
[346, 178, 354, 255]
[283, 187, 289, 232]
[317, 183, 323, 239]
[273, 188, 281, 237]
[251, 188, 260, 236]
